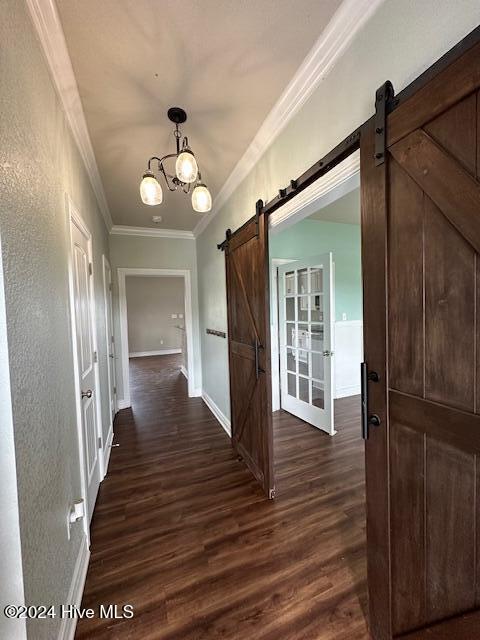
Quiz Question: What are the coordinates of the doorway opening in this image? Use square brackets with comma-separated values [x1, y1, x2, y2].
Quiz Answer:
[117, 268, 195, 406]
[268, 158, 367, 618]
[270, 178, 363, 437]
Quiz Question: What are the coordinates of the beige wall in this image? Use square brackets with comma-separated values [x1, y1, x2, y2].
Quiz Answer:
[196, 0, 480, 420]
[126, 276, 185, 354]
[0, 2, 111, 638]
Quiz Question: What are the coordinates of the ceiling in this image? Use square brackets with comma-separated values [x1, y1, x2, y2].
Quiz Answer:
[309, 188, 360, 225]
[57, 0, 343, 230]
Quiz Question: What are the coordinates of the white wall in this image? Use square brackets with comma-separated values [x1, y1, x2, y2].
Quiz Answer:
[126, 276, 184, 354]
[0, 2, 112, 638]
[109, 234, 202, 399]
[334, 321, 363, 398]
[196, 0, 480, 420]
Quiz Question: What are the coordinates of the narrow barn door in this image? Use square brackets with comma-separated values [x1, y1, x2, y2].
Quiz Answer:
[362, 43, 480, 639]
[223, 203, 275, 499]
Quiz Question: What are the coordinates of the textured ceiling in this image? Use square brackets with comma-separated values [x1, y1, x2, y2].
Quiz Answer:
[309, 188, 360, 225]
[57, 0, 343, 230]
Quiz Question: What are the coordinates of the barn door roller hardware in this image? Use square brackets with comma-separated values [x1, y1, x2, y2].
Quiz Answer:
[374, 80, 395, 166]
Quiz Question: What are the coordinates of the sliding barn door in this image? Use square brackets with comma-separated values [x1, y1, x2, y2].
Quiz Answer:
[224, 207, 274, 499]
[362, 44, 480, 638]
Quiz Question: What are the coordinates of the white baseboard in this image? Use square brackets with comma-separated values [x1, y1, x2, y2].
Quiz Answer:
[129, 348, 181, 358]
[58, 535, 90, 640]
[202, 391, 231, 437]
[102, 426, 114, 479]
[335, 385, 361, 399]
[117, 398, 131, 410]
[190, 387, 202, 398]
[180, 365, 188, 379]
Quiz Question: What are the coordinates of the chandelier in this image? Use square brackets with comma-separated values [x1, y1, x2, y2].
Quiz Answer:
[140, 107, 212, 213]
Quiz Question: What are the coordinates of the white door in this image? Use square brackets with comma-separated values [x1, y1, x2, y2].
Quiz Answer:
[71, 217, 101, 522]
[103, 257, 116, 422]
[278, 254, 335, 435]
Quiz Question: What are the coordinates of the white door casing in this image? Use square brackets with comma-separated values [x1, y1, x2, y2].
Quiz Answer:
[68, 200, 102, 525]
[278, 254, 335, 435]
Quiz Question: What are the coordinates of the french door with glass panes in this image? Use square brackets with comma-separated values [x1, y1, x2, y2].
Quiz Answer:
[278, 254, 335, 435]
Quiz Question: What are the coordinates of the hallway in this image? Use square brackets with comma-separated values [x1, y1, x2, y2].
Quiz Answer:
[77, 355, 367, 639]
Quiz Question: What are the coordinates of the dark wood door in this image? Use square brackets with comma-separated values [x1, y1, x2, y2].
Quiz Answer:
[224, 206, 275, 499]
[362, 43, 480, 639]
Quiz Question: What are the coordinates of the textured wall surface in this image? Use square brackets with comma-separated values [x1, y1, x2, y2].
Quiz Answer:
[197, 0, 480, 419]
[109, 234, 202, 399]
[0, 2, 111, 638]
[126, 276, 185, 353]
[270, 219, 362, 322]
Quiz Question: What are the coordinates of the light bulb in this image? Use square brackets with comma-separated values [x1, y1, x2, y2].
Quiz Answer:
[140, 172, 163, 205]
[191, 184, 212, 213]
[175, 150, 198, 184]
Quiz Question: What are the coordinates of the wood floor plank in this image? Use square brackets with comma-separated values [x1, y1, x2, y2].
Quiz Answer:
[76, 355, 367, 639]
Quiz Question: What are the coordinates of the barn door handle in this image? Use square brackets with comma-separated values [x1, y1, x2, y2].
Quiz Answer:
[361, 362, 380, 440]
[254, 338, 265, 379]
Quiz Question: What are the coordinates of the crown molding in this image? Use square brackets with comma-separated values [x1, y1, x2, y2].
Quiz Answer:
[26, 0, 113, 231]
[110, 225, 195, 240]
[193, 0, 384, 239]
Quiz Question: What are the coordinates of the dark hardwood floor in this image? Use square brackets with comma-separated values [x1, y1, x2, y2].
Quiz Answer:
[76, 354, 367, 639]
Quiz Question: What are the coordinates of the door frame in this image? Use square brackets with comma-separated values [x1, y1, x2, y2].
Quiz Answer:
[269, 174, 359, 412]
[66, 195, 104, 540]
[118, 267, 196, 405]
[102, 255, 116, 471]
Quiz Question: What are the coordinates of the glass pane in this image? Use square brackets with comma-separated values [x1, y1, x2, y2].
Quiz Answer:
[287, 373, 296, 398]
[297, 268, 308, 295]
[285, 271, 295, 295]
[297, 296, 308, 322]
[312, 351, 324, 380]
[299, 376, 309, 403]
[310, 295, 324, 322]
[286, 323, 295, 347]
[286, 297, 295, 321]
[286, 347, 296, 373]
[298, 350, 309, 376]
[311, 267, 323, 293]
[312, 380, 324, 408]
[297, 324, 309, 351]
[310, 325, 324, 352]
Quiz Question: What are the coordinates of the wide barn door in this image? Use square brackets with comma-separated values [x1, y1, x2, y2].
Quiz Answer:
[362, 43, 480, 638]
[224, 206, 274, 498]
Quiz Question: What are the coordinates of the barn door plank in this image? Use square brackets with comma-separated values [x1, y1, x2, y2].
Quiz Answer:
[390, 129, 480, 254]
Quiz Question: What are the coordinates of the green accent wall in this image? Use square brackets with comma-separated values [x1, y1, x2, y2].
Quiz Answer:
[270, 219, 362, 321]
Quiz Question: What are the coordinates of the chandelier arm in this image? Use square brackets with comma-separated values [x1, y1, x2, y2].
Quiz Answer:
[146, 156, 164, 172]
[159, 164, 178, 192]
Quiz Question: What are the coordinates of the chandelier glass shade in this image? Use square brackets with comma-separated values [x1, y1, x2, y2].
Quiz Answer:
[140, 171, 163, 205]
[175, 148, 198, 184]
[191, 183, 212, 213]
[140, 107, 211, 213]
